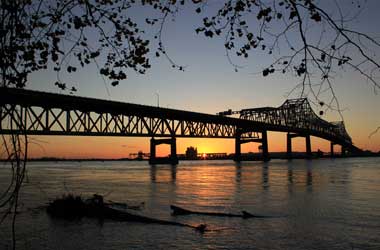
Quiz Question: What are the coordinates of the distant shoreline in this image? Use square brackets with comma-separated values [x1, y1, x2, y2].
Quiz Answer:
[1, 152, 379, 162]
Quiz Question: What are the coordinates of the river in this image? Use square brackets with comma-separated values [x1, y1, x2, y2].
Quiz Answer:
[1, 158, 380, 249]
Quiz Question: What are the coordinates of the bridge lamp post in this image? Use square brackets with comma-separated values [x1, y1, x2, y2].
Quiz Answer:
[155, 92, 160, 107]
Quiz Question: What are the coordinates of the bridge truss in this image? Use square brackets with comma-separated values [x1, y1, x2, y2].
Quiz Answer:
[237, 98, 352, 145]
[0, 88, 260, 139]
[0, 88, 360, 163]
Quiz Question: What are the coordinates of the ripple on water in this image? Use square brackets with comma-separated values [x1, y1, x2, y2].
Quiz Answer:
[0, 158, 380, 250]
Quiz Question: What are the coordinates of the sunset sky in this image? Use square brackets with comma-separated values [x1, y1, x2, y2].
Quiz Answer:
[22, 0, 380, 158]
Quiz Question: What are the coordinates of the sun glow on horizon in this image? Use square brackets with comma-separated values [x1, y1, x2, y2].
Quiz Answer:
[10, 0, 378, 160]
[18, 129, 380, 160]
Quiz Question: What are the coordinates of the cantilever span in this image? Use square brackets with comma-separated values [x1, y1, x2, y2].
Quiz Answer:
[0, 88, 360, 163]
[221, 98, 360, 160]
[237, 98, 352, 145]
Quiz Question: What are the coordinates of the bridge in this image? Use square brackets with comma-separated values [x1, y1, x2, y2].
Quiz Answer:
[0, 88, 360, 164]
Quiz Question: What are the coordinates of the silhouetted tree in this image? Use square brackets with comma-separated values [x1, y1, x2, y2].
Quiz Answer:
[1, 1, 379, 102]
[0, 132, 27, 250]
[193, 0, 380, 111]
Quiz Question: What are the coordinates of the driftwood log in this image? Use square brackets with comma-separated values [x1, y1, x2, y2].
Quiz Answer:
[170, 205, 277, 219]
[47, 194, 207, 232]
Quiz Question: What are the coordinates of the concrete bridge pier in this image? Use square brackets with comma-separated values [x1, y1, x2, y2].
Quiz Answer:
[261, 130, 269, 162]
[341, 145, 347, 156]
[234, 130, 269, 162]
[331, 142, 347, 157]
[287, 133, 312, 159]
[234, 134, 242, 162]
[149, 137, 178, 165]
[305, 135, 312, 158]
[286, 133, 293, 159]
[330, 142, 336, 157]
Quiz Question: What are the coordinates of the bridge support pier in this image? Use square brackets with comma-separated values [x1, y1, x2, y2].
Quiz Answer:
[149, 137, 178, 165]
[234, 130, 269, 162]
[234, 135, 242, 162]
[330, 142, 335, 157]
[305, 135, 312, 159]
[331, 143, 348, 157]
[262, 130, 269, 162]
[287, 133, 295, 159]
[287, 133, 312, 159]
[341, 146, 347, 157]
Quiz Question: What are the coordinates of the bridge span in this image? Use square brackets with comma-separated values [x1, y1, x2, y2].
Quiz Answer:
[0, 88, 360, 164]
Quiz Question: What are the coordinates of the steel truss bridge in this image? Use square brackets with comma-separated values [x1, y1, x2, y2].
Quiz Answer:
[0, 88, 360, 163]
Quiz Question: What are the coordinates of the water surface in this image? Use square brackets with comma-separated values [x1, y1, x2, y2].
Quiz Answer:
[1, 158, 380, 249]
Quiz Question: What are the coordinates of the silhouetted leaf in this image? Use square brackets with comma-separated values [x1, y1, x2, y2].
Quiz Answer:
[204, 30, 214, 37]
[290, 10, 297, 19]
[321, 53, 326, 62]
[263, 68, 269, 76]
[311, 12, 321, 22]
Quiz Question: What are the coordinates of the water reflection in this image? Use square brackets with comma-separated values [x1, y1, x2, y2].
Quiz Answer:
[149, 164, 177, 184]
[171, 165, 177, 182]
[235, 162, 242, 183]
[306, 162, 313, 192]
[2, 159, 379, 250]
[285, 160, 315, 192]
[262, 163, 269, 190]
[287, 162, 294, 194]
[231, 161, 318, 193]
[234, 163, 242, 197]
[287, 164, 293, 184]
[173, 162, 237, 208]
[150, 164, 156, 182]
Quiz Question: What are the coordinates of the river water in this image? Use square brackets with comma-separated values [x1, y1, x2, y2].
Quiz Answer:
[1, 158, 380, 250]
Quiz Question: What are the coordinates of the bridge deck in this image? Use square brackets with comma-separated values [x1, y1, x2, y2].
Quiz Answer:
[0, 88, 356, 149]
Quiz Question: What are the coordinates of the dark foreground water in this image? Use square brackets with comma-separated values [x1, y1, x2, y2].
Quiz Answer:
[1, 158, 380, 250]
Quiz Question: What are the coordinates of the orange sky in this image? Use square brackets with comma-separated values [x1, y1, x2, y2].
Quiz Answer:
[4, 1, 379, 159]
[20, 131, 379, 159]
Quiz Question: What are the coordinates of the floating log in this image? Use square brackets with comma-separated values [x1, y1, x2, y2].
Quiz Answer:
[106, 201, 145, 211]
[170, 205, 276, 219]
[47, 194, 207, 232]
